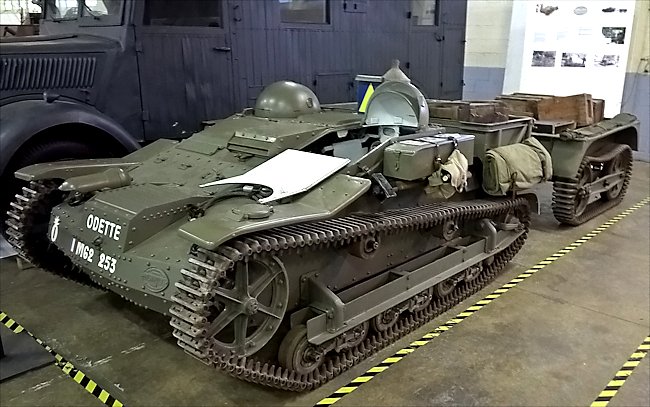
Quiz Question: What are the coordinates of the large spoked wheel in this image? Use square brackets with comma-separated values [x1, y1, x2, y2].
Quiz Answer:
[278, 325, 325, 375]
[574, 164, 593, 217]
[208, 255, 289, 356]
[602, 152, 629, 201]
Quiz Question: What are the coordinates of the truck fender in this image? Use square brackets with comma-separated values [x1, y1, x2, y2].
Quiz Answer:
[0, 99, 141, 175]
[14, 158, 140, 182]
[14, 139, 178, 182]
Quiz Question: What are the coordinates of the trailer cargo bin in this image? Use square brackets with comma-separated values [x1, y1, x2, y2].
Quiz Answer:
[430, 117, 534, 161]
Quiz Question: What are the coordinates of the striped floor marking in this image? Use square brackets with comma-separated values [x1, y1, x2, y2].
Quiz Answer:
[591, 336, 650, 407]
[315, 197, 650, 406]
[0, 311, 125, 407]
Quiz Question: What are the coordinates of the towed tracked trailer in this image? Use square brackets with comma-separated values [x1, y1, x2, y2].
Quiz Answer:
[6, 65, 638, 391]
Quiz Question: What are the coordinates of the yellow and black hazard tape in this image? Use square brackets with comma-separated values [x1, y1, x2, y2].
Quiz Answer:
[315, 197, 650, 406]
[591, 336, 650, 407]
[0, 311, 125, 407]
[1, 312, 25, 333]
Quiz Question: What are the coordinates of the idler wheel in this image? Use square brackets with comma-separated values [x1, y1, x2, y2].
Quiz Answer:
[278, 325, 324, 375]
[208, 255, 289, 356]
[370, 308, 400, 332]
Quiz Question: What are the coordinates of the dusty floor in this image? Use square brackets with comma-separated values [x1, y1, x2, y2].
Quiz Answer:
[1, 162, 649, 407]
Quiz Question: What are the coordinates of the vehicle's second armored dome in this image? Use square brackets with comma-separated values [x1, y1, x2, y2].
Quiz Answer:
[254, 81, 321, 119]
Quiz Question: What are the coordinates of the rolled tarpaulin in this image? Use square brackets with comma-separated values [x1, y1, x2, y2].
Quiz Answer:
[483, 137, 553, 196]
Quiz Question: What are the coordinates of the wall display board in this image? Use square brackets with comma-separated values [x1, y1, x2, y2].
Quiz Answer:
[504, 0, 636, 117]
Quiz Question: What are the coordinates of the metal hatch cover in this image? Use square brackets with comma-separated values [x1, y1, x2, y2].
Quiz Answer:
[199, 149, 350, 203]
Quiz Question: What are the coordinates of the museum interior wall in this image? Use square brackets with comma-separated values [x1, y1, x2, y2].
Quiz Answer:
[622, 0, 649, 159]
[462, 0, 513, 100]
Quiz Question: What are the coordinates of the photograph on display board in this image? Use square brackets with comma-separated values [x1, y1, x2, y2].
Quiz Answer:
[561, 52, 587, 67]
[594, 54, 620, 67]
[536, 4, 559, 16]
[601, 7, 628, 13]
[601, 27, 626, 44]
[573, 6, 587, 15]
[531, 51, 556, 67]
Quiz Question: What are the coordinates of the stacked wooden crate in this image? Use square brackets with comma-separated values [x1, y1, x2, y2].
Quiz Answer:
[496, 93, 605, 129]
[427, 100, 510, 123]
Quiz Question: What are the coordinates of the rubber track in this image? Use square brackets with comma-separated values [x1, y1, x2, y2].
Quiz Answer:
[5, 180, 95, 286]
[170, 197, 530, 391]
[552, 144, 633, 226]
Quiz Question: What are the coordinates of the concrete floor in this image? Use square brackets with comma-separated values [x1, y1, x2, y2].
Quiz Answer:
[1, 162, 649, 407]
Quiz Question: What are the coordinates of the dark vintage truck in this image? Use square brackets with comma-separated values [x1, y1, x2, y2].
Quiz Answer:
[0, 0, 467, 233]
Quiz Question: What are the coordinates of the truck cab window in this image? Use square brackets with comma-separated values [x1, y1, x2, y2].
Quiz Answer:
[83, 0, 123, 17]
[144, 0, 223, 27]
[45, 0, 79, 20]
[280, 0, 329, 24]
[411, 0, 437, 26]
[44, 0, 124, 23]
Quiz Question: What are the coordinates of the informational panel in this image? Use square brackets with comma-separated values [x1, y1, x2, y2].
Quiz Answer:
[504, 0, 636, 117]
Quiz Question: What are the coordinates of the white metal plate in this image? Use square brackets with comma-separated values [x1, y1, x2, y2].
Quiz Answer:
[199, 149, 350, 203]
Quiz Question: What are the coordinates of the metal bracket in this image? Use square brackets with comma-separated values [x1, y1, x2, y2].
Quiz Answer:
[308, 279, 345, 333]
[475, 219, 497, 252]
[371, 173, 397, 201]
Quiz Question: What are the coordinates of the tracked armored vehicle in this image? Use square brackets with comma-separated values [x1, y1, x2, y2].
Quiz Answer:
[7, 67, 638, 391]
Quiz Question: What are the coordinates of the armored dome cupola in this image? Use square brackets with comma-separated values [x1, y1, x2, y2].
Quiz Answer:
[254, 81, 321, 119]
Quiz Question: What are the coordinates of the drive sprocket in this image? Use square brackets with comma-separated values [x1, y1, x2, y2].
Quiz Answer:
[5, 180, 93, 284]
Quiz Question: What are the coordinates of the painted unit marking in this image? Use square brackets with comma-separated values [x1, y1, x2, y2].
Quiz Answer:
[50, 215, 60, 242]
[590, 336, 650, 407]
[0, 311, 125, 407]
[314, 197, 650, 406]
[86, 214, 122, 241]
[69, 236, 118, 274]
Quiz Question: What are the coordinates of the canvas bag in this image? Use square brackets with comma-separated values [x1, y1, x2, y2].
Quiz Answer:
[483, 137, 553, 196]
[426, 149, 469, 199]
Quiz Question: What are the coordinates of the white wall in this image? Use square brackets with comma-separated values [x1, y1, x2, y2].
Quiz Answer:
[622, 0, 650, 158]
[464, 0, 514, 68]
[463, 0, 513, 99]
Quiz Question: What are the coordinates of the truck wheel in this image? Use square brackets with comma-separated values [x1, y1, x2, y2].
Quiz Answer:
[1, 139, 110, 242]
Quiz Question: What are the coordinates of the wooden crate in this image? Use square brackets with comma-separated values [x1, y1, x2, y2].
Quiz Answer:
[533, 120, 577, 134]
[427, 100, 509, 123]
[592, 99, 605, 123]
[537, 94, 593, 126]
[495, 94, 552, 117]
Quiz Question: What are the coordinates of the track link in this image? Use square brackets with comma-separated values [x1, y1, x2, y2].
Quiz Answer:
[170, 197, 530, 391]
[552, 144, 632, 226]
[5, 180, 95, 286]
